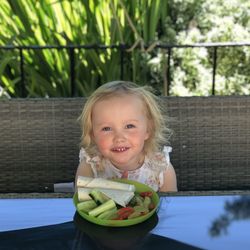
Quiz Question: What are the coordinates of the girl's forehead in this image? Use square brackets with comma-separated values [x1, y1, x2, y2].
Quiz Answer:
[92, 94, 148, 115]
[95, 93, 144, 107]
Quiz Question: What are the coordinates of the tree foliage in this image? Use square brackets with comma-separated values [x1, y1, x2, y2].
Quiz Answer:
[165, 0, 250, 96]
[0, 0, 249, 98]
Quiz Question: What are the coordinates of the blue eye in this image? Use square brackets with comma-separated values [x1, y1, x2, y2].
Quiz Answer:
[126, 124, 135, 129]
[102, 127, 111, 131]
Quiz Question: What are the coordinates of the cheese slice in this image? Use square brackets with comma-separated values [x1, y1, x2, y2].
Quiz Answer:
[98, 188, 134, 207]
[77, 176, 135, 192]
[78, 187, 134, 207]
[77, 176, 93, 187]
[78, 187, 92, 201]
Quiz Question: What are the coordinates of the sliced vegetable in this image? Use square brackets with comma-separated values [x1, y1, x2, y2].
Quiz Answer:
[148, 203, 155, 210]
[128, 211, 142, 219]
[116, 206, 135, 220]
[117, 207, 134, 215]
[77, 200, 97, 212]
[97, 207, 118, 219]
[90, 189, 109, 205]
[133, 205, 149, 214]
[140, 191, 153, 197]
[134, 195, 144, 206]
[143, 196, 151, 209]
[88, 199, 116, 217]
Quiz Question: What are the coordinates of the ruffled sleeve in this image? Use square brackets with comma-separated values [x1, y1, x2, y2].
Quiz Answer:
[159, 146, 172, 188]
[162, 146, 172, 165]
[79, 147, 89, 163]
[78, 147, 101, 177]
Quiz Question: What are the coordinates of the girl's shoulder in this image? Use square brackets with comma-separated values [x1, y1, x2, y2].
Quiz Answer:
[79, 148, 100, 163]
[144, 146, 172, 175]
[131, 146, 172, 191]
[79, 148, 107, 178]
[148, 146, 172, 167]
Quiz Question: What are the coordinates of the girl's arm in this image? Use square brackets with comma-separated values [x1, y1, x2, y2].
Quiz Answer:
[159, 163, 178, 192]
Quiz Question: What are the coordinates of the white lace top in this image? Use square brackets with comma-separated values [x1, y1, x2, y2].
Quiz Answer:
[79, 146, 172, 191]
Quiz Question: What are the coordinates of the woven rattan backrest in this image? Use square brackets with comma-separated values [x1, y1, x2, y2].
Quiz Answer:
[0, 98, 83, 192]
[0, 96, 250, 192]
[163, 96, 250, 191]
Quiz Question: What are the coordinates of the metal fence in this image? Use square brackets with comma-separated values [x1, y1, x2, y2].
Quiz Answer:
[1, 42, 250, 97]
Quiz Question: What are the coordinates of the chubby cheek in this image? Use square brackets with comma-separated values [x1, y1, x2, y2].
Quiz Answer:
[128, 130, 149, 146]
[134, 128, 150, 141]
[93, 134, 111, 152]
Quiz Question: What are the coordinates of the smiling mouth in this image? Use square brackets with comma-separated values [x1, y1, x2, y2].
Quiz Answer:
[111, 147, 129, 152]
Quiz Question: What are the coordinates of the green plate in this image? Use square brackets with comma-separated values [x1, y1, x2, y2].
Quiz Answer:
[73, 179, 160, 227]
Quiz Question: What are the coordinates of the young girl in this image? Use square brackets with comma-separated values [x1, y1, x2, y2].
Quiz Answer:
[75, 81, 177, 192]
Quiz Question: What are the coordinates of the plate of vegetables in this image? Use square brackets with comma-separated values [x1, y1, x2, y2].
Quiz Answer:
[73, 177, 160, 227]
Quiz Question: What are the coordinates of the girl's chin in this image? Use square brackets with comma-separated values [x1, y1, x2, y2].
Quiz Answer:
[110, 159, 138, 171]
[110, 160, 128, 169]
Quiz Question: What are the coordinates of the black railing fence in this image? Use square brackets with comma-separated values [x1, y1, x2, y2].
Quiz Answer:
[1, 42, 249, 97]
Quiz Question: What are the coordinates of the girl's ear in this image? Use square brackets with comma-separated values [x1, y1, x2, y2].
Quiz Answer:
[145, 131, 150, 140]
[145, 120, 153, 140]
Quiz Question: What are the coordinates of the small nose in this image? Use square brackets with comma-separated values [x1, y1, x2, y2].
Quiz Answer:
[113, 130, 125, 143]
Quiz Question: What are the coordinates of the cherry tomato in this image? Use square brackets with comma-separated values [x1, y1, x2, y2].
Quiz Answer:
[140, 191, 153, 198]
[116, 207, 134, 220]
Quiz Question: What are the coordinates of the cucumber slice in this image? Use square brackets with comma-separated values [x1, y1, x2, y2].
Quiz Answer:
[143, 196, 151, 209]
[97, 207, 117, 219]
[90, 189, 109, 205]
[88, 199, 116, 217]
[77, 200, 97, 212]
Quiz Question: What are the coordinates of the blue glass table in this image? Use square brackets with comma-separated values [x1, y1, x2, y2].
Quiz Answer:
[0, 194, 249, 250]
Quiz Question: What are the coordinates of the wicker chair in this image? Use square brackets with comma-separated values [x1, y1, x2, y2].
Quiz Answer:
[1, 96, 250, 196]
[164, 96, 250, 196]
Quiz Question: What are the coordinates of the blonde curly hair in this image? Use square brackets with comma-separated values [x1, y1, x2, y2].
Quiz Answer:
[79, 81, 171, 157]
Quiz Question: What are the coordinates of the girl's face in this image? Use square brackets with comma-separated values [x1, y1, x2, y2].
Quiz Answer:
[91, 94, 150, 171]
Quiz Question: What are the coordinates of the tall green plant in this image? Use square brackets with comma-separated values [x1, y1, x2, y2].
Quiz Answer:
[0, 0, 169, 97]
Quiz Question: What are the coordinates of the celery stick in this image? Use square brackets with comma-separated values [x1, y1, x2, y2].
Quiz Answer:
[133, 205, 149, 214]
[143, 196, 151, 209]
[128, 211, 141, 219]
[88, 199, 116, 217]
